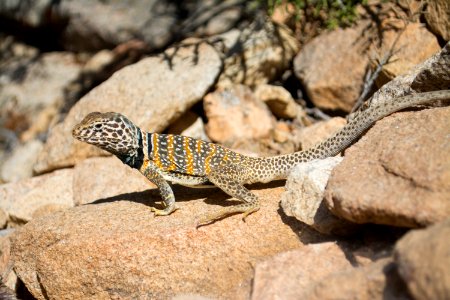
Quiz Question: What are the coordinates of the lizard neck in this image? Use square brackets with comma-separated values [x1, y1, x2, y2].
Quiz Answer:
[118, 127, 145, 169]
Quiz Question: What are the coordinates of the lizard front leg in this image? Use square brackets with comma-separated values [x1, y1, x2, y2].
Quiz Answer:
[140, 160, 178, 216]
[197, 164, 260, 226]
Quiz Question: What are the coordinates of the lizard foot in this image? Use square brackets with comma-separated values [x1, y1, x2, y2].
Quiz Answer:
[151, 204, 179, 216]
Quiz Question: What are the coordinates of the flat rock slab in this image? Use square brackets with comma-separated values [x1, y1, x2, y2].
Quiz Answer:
[34, 42, 222, 174]
[11, 184, 315, 299]
[325, 106, 450, 227]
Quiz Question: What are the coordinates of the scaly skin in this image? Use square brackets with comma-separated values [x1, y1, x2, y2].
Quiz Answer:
[72, 90, 450, 225]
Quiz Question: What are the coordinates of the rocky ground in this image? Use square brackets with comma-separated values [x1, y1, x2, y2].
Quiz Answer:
[0, 0, 449, 299]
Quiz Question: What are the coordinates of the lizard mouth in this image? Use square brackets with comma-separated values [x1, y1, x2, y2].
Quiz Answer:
[72, 128, 95, 142]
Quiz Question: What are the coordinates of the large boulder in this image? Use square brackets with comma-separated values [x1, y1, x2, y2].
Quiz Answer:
[325, 106, 450, 227]
[34, 42, 222, 174]
[11, 184, 312, 299]
[294, 22, 369, 112]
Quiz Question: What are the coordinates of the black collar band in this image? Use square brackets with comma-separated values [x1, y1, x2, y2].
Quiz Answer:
[119, 127, 144, 169]
[136, 127, 144, 161]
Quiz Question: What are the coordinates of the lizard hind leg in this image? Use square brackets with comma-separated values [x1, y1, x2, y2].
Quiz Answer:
[197, 165, 260, 226]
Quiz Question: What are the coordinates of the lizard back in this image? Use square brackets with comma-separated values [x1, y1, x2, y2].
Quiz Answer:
[147, 133, 247, 176]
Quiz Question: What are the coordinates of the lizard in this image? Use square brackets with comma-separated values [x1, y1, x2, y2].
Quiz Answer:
[72, 90, 450, 225]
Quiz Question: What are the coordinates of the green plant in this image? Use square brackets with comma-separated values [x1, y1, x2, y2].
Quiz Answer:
[262, 0, 366, 29]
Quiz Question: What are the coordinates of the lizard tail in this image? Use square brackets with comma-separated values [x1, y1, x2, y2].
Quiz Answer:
[252, 90, 450, 183]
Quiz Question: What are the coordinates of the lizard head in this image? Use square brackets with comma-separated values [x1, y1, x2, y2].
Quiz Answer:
[72, 112, 141, 156]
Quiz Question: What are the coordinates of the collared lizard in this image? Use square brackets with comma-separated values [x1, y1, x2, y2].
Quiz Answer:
[72, 90, 450, 225]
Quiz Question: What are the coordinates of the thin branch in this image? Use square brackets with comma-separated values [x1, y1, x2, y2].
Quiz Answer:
[350, 23, 408, 115]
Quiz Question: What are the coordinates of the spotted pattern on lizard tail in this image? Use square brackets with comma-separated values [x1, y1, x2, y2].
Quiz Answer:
[72, 90, 450, 225]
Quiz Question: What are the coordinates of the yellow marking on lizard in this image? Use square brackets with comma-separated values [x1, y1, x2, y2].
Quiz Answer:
[166, 135, 176, 171]
[219, 149, 229, 167]
[196, 139, 202, 153]
[152, 133, 163, 169]
[204, 143, 216, 174]
[184, 137, 195, 174]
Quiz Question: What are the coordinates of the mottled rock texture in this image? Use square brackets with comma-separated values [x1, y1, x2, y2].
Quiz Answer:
[326, 107, 450, 227]
[72, 156, 152, 206]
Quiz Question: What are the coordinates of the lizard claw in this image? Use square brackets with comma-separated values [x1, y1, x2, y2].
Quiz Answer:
[195, 216, 213, 228]
[195, 210, 226, 228]
[151, 204, 179, 217]
[242, 207, 259, 221]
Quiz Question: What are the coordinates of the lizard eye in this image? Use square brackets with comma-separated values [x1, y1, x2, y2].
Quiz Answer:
[94, 123, 103, 131]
